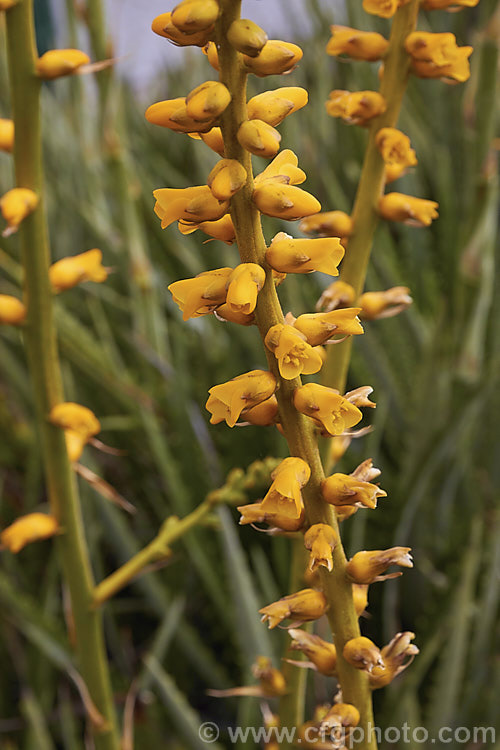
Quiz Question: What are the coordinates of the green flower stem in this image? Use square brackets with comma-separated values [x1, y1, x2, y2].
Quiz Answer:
[5, 4, 119, 748]
[322, 0, 420, 395]
[216, 2, 377, 745]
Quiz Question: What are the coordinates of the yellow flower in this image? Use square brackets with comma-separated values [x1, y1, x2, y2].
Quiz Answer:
[145, 98, 215, 133]
[293, 383, 363, 436]
[253, 184, 320, 221]
[49, 402, 101, 463]
[242, 40, 303, 77]
[254, 149, 306, 187]
[185, 81, 231, 122]
[304, 523, 338, 572]
[261, 456, 311, 518]
[265, 324, 323, 379]
[0, 118, 14, 153]
[259, 588, 328, 629]
[321, 703, 360, 731]
[375, 127, 417, 171]
[0, 295, 26, 325]
[292, 308, 364, 346]
[346, 547, 413, 584]
[326, 25, 389, 61]
[358, 286, 413, 319]
[369, 632, 419, 688]
[299, 210, 353, 239]
[214, 303, 255, 326]
[343, 637, 384, 672]
[322, 471, 386, 510]
[152, 12, 213, 46]
[362, 0, 410, 18]
[207, 159, 247, 200]
[1, 188, 39, 236]
[168, 267, 232, 320]
[170, 0, 219, 33]
[316, 280, 357, 312]
[178, 214, 236, 244]
[266, 233, 344, 275]
[1, 513, 59, 554]
[226, 263, 266, 315]
[326, 90, 387, 125]
[196, 127, 225, 155]
[247, 87, 308, 126]
[227, 18, 268, 57]
[206, 370, 277, 427]
[237, 499, 305, 532]
[241, 395, 279, 425]
[153, 185, 229, 229]
[410, 50, 473, 84]
[288, 629, 337, 675]
[49, 249, 108, 293]
[405, 32, 473, 83]
[378, 192, 439, 226]
[36, 49, 90, 79]
[237, 119, 282, 157]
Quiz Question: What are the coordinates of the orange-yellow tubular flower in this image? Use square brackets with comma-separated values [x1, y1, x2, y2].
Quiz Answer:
[304, 523, 338, 572]
[253, 184, 321, 221]
[292, 308, 364, 346]
[185, 81, 231, 122]
[168, 268, 232, 320]
[206, 370, 277, 427]
[1, 188, 39, 236]
[293, 383, 363, 436]
[153, 185, 229, 229]
[0, 295, 26, 325]
[375, 127, 417, 173]
[266, 233, 344, 275]
[378, 192, 439, 227]
[288, 629, 337, 676]
[343, 637, 384, 672]
[179, 213, 235, 245]
[326, 25, 389, 61]
[36, 49, 90, 79]
[322, 470, 386, 510]
[261, 456, 311, 518]
[410, 50, 472, 84]
[316, 280, 357, 313]
[358, 286, 413, 320]
[247, 87, 308, 127]
[362, 0, 410, 18]
[422, 0, 478, 8]
[49, 249, 108, 293]
[151, 12, 213, 46]
[321, 703, 361, 733]
[207, 159, 247, 200]
[49, 402, 101, 463]
[0, 119, 14, 152]
[265, 324, 323, 380]
[346, 547, 413, 584]
[254, 149, 306, 187]
[225, 263, 265, 315]
[170, 0, 219, 33]
[242, 40, 303, 77]
[237, 499, 305, 532]
[405, 32, 473, 83]
[326, 90, 386, 125]
[1, 513, 59, 554]
[241, 395, 279, 425]
[227, 18, 268, 57]
[237, 119, 282, 157]
[369, 631, 419, 688]
[214, 304, 255, 326]
[299, 210, 353, 239]
[259, 588, 328, 629]
[145, 98, 215, 133]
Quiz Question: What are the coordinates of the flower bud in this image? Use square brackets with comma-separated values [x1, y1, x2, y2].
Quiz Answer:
[266, 233, 344, 275]
[227, 18, 268, 57]
[49, 249, 108, 293]
[362, 0, 410, 18]
[321, 703, 360, 730]
[265, 324, 323, 380]
[153, 185, 229, 229]
[293, 383, 363, 436]
[0, 295, 26, 325]
[326, 90, 386, 125]
[168, 267, 232, 320]
[288, 629, 337, 675]
[237, 499, 305, 532]
[378, 192, 439, 226]
[292, 308, 363, 346]
[49, 402, 101, 463]
[206, 370, 277, 427]
[343, 637, 384, 671]
[316, 280, 356, 312]
[36, 49, 90, 79]
[242, 40, 303, 77]
[254, 149, 306, 187]
[170, 0, 219, 34]
[178, 213, 236, 244]
[207, 159, 247, 201]
[1, 188, 39, 236]
[299, 210, 353, 238]
[1, 513, 59, 554]
[226, 263, 265, 315]
[192, 127, 225, 155]
[304, 523, 338, 572]
[186, 81, 231, 122]
[151, 12, 213, 46]
[346, 547, 413, 584]
[261, 457, 311, 518]
[322, 469, 386, 509]
[375, 127, 417, 171]
[237, 119, 281, 157]
[358, 286, 412, 319]
[259, 588, 328, 629]
[253, 184, 321, 221]
[145, 98, 214, 133]
[247, 87, 308, 126]
[0, 118, 14, 153]
[326, 25, 389, 61]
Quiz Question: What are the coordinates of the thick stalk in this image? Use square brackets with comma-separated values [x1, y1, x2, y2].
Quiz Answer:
[215, 2, 376, 746]
[5, 4, 119, 748]
[322, 0, 420, 394]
